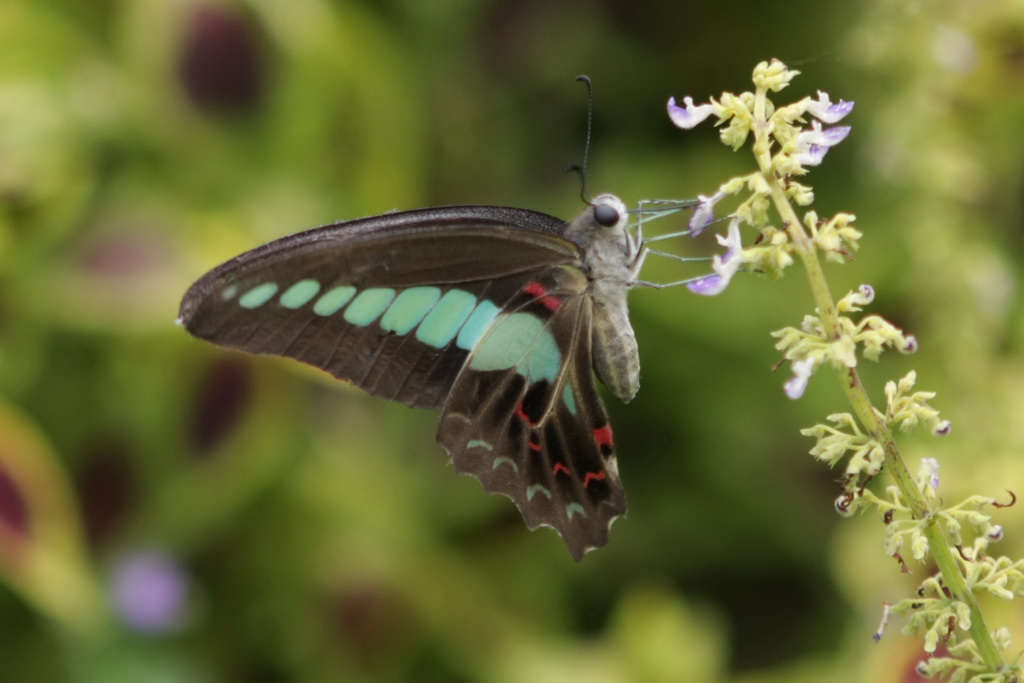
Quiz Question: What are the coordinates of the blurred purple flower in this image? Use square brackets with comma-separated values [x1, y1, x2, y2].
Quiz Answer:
[111, 549, 189, 634]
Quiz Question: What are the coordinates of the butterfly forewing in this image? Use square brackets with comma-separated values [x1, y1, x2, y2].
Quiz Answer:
[180, 207, 579, 409]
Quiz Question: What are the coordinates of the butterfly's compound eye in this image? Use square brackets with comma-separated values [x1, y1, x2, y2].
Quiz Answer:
[593, 202, 620, 227]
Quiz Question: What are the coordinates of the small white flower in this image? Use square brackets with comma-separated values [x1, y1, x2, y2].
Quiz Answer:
[920, 457, 940, 491]
[784, 356, 817, 399]
[667, 96, 716, 129]
[873, 602, 892, 642]
[856, 284, 875, 304]
[805, 90, 854, 123]
[835, 492, 856, 517]
[796, 144, 829, 167]
[715, 218, 743, 256]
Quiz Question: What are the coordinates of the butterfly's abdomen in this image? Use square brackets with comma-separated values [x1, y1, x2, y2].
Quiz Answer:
[590, 288, 640, 403]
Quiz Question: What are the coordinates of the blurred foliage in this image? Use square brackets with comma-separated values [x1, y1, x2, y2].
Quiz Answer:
[1, 0, 1023, 681]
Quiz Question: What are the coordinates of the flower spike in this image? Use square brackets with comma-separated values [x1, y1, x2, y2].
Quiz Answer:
[667, 60, 1020, 682]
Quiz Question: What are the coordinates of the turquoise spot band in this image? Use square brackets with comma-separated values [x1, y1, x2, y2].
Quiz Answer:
[313, 286, 357, 316]
[416, 289, 477, 348]
[234, 279, 560, 392]
[280, 279, 322, 309]
[457, 300, 500, 350]
[239, 282, 279, 309]
[381, 287, 441, 335]
[344, 288, 396, 326]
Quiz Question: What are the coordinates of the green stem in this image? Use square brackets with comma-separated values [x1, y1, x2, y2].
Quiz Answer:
[751, 87, 1004, 672]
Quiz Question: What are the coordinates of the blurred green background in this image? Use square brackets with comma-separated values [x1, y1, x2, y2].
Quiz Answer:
[2, 0, 1024, 681]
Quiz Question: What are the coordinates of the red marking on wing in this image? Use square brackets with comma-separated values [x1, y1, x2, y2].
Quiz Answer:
[524, 281, 548, 298]
[523, 281, 562, 312]
[583, 470, 607, 487]
[528, 437, 542, 452]
[515, 402, 533, 425]
[552, 462, 571, 477]
[593, 424, 614, 449]
[538, 295, 562, 312]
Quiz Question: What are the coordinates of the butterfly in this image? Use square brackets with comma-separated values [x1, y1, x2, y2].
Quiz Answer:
[178, 194, 685, 560]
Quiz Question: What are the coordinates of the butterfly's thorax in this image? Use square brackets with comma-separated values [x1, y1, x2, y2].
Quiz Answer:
[565, 195, 640, 403]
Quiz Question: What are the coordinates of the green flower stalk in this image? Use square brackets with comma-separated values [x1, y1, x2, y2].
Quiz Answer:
[670, 59, 1022, 681]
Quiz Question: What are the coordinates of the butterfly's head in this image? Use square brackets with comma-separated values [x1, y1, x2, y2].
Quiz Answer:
[568, 193, 630, 249]
[588, 194, 629, 233]
[568, 193, 640, 286]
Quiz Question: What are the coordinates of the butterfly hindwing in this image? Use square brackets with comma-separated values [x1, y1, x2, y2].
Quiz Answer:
[438, 265, 626, 560]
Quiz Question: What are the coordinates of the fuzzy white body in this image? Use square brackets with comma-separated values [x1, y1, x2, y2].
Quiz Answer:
[564, 194, 641, 403]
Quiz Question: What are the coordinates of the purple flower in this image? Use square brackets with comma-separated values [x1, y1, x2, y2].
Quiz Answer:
[667, 96, 715, 129]
[688, 220, 742, 296]
[856, 284, 875, 304]
[795, 121, 851, 166]
[816, 125, 852, 146]
[111, 549, 189, 634]
[797, 144, 830, 167]
[783, 357, 817, 399]
[686, 273, 727, 296]
[688, 190, 726, 236]
[805, 91, 854, 123]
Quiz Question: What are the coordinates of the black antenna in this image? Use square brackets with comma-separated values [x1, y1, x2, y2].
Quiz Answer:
[565, 74, 595, 203]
